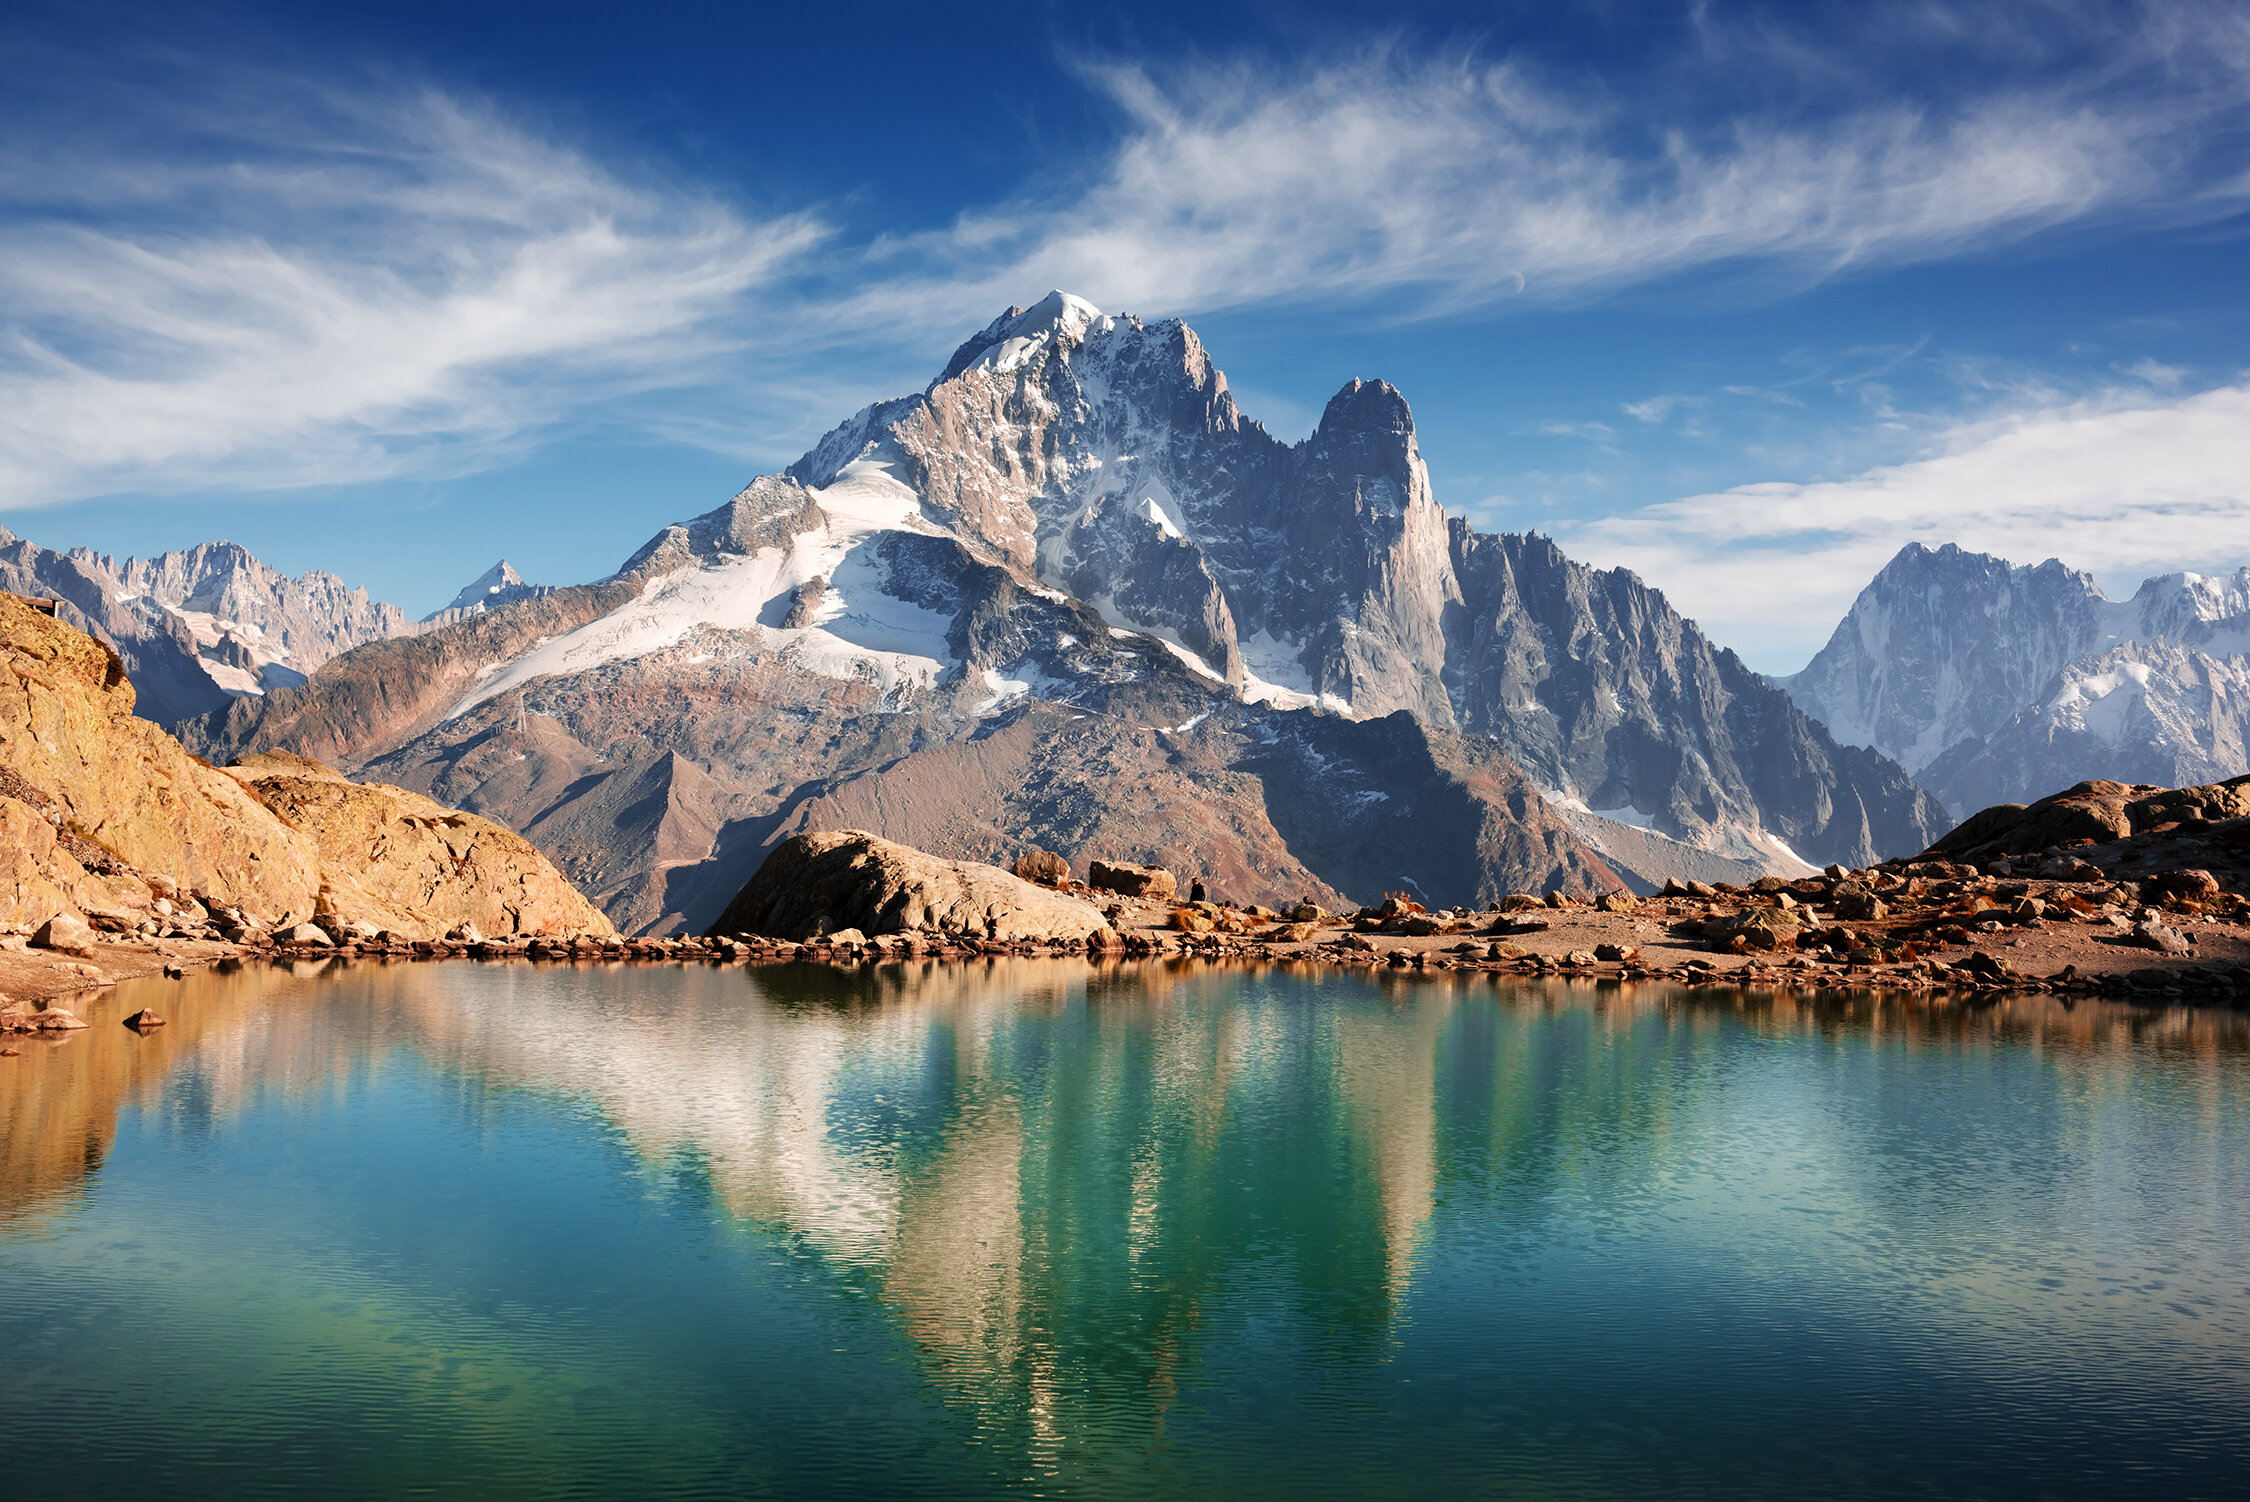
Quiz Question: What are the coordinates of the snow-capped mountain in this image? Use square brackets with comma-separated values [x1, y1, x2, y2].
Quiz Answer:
[783, 292, 1941, 876]
[1781, 542, 2250, 813]
[424, 560, 550, 623]
[0, 531, 411, 724]
[187, 293, 1946, 928]
[1922, 639, 2250, 814]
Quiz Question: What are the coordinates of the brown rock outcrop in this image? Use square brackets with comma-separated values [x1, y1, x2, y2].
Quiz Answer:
[1087, 858, 1176, 901]
[1013, 849, 1070, 887]
[706, 830, 1112, 942]
[222, 752, 610, 940]
[1927, 774, 2250, 864]
[0, 597, 608, 939]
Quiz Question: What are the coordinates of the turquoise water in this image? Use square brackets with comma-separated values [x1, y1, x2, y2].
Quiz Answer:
[3, 959, 2247, 1500]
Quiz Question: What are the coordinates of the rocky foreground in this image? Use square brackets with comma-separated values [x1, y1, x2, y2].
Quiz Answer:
[681, 799, 2250, 1007]
[5, 577, 2248, 1029]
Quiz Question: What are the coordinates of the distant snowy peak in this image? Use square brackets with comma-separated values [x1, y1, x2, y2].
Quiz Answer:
[1782, 541, 2250, 814]
[441, 560, 524, 611]
[2119, 567, 2250, 652]
[0, 528, 410, 724]
[1921, 638, 2250, 814]
[426, 560, 548, 622]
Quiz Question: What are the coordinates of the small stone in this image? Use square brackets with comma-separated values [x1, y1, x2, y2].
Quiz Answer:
[282, 923, 334, 946]
[2130, 920, 2192, 956]
[1833, 885, 1887, 921]
[124, 1008, 166, 1030]
[1593, 943, 1639, 963]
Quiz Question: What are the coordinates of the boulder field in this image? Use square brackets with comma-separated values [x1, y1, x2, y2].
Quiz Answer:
[686, 797, 2250, 1007]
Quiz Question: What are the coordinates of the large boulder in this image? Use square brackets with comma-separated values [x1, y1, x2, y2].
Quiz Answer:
[1924, 773, 2250, 864]
[707, 830, 1112, 942]
[1703, 907, 1801, 952]
[31, 911, 95, 956]
[1087, 858, 1176, 901]
[1013, 849, 1070, 887]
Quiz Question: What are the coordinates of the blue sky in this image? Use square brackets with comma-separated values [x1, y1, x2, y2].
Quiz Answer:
[2, 0, 2247, 669]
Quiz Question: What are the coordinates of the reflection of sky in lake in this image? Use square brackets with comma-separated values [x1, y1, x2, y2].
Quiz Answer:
[3, 959, 2247, 1499]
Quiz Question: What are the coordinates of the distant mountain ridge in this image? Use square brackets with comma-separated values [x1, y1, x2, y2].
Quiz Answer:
[0, 532, 557, 728]
[0, 530, 413, 724]
[1780, 542, 2250, 814]
[185, 292, 1945, 927]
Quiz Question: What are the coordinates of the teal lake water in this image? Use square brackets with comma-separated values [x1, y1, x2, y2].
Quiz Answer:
[3, 959, 2248, 1499]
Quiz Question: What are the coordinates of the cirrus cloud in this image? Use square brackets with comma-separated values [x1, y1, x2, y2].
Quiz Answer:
[0, 82, 825, 505]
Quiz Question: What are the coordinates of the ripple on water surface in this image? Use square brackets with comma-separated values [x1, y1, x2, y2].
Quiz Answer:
[2, 958, 2247, 1500]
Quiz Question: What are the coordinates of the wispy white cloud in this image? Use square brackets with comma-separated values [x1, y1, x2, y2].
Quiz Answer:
[0, 83, 824, 505]
[1556, 381, 2250, 672]
[4, 4, 2249, 509]
[847, 11, 2250, 331]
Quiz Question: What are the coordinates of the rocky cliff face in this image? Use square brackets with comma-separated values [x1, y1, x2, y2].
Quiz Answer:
[189, 292, 1943, 924]
[0, 595, 608, 938]
[1782, 543, 2250, 814]
[0, 531, 413, 725]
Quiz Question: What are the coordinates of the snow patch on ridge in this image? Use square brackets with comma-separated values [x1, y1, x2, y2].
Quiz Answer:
[445, 459, 953, 720]
[1137, 496, 1182, 539]
[973, 668, 1031, 716]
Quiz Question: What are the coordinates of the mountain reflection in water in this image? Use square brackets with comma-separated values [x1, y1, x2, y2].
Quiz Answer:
[3, 958, 2248, 1500]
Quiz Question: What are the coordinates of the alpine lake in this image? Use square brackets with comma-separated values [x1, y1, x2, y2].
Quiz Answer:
[3, 955, 2247, 1500]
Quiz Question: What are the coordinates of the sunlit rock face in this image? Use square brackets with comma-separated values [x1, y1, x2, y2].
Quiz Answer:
[187, 294, 1945, 925]
[0, 595, 608, 938]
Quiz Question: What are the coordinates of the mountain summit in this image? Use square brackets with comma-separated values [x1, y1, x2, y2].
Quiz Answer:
[426, 560, 547, 623]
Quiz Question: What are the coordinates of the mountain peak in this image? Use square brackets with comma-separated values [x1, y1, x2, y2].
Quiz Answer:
[430, 560, 534, 621]
[1319, 378, 1415, 436]
[937, 291, 1109, 383]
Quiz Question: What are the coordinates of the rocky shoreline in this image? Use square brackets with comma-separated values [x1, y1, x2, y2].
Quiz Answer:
[8, 848, 2247, 1035]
